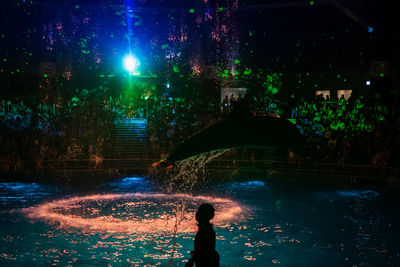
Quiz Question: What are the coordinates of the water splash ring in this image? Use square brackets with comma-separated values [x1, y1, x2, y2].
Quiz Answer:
[23, 193, 245, 234]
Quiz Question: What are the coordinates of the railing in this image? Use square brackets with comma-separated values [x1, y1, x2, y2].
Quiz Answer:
[206, 158, 398, 180]
[0, 157, 397, 181]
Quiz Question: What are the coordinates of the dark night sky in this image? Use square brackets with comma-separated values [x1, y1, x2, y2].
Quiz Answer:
[0, 0, 398, 77]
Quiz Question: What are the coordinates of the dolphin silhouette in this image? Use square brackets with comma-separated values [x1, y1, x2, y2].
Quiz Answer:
[167, 103, 305, 162]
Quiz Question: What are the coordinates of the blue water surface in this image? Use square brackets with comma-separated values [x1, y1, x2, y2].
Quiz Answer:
[0, 176, 399, 266]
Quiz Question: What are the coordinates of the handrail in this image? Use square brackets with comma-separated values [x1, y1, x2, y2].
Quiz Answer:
[1, 157, 398, 179]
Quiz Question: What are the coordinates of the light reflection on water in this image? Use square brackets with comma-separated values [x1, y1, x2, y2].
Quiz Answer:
[0, 182, 41, 191]
[336, 190, 380, 198]
[0, 177, 399, 266]
[108, 176, 151, 191]
[22, 193, 245, 234]
[0, 182, 53, 205]
[228, 180, 266, 191]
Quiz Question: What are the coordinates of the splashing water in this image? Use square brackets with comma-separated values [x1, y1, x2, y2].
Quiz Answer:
[21, 151, 245, 265]
[166, 150, 227, 193]
[22, 193, 245, 234]
[1, 179, 398, 266]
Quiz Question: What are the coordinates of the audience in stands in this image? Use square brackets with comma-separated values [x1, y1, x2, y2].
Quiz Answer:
[0, 88, 399, 173]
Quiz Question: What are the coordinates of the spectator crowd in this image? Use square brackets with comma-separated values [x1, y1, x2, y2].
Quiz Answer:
[1, 87, 399, 173]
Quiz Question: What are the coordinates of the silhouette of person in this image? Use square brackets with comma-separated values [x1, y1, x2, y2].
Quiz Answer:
[237, 93, 243, 102]
[229, 94, 236, 104]
[185, 203, 220, 267]
[222, 95, 229, 114]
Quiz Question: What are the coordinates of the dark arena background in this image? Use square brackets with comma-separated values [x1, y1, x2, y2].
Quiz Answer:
[0, 0, 399, 266]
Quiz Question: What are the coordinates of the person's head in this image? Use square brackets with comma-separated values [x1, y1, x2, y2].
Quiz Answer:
[195, 203, 214, 224]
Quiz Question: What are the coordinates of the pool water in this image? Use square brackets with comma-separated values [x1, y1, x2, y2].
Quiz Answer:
[0, 176, 399, 266]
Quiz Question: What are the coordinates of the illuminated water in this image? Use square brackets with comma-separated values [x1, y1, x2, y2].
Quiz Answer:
[0, 177, 399, 266]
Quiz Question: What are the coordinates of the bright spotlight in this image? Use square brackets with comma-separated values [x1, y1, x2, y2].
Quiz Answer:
[123, 54, 140, 75]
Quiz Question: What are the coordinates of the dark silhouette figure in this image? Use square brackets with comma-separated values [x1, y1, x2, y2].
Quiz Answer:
[185, 204, 219, 267]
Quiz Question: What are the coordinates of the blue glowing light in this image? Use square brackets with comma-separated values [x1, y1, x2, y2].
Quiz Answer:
[367, 26, 374, 33]
[166, 83, 170, 88]
[123, 54, 140, 75]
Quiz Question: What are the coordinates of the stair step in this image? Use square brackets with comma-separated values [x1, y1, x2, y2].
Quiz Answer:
[114, 118, 149, 158]
[115, 131, 147, 133]
[115, 142, 148, 144]
[115, 150, 149, 152]
[115, 140, 148, 143]
[115, 126, 147, 129]
[116, 133, 147, 135]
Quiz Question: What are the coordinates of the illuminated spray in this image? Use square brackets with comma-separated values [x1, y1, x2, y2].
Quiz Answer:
[22, 151, 244, 265]
[166, 150, 228, 193]
[22, 193, 245, 234]
[163, 150, 231, 264]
